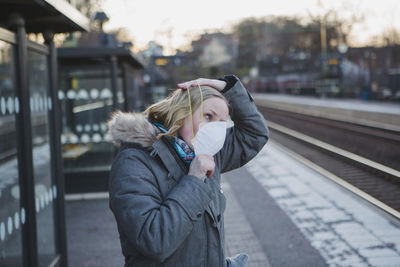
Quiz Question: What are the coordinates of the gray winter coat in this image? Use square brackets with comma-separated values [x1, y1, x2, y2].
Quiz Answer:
[108, 77, 269, 267]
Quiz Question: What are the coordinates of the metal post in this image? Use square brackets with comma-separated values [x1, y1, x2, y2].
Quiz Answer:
[44, 30, 68, 267]
[8, 13, 39, 267]
[122, 63, 129, 111]
[110, 56, 118, 110]
[320, 17, 328, 99]
[320, 19, 327, 56]
[110, 56, 119, 157]
[133, 71, 142, 112]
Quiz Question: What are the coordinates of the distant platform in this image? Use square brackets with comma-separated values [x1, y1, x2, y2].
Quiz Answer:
[254, 93, 400, 131]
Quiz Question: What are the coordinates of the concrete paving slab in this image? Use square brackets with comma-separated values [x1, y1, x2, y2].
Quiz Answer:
[65, 178, 272, 267]
[65, 198, 124, 267]
[224, 167, 327, 267]
[223, 181, 271, 267]
[245, 140, 400, 267]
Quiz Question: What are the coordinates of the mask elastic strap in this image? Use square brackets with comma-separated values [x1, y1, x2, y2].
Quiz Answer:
[196, 81, 204, 128]
[186, 84, 195, 142]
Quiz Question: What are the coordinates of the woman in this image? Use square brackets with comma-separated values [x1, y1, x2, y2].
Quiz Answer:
[108, 75, 269, 266]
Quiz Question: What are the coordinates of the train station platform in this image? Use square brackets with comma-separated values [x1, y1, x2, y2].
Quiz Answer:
[65, 141, 400, 267]
[253, 93, 400, 131]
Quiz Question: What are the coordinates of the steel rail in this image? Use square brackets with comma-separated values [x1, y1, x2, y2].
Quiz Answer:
[266, 121, 400, 220]
[257, 105, 400, 172]
[268, 121, 400, 179]
[270, 140, 400, 220]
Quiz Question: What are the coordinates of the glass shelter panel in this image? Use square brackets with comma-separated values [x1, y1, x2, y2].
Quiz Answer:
[59, 67, 114, 172]
[27, 49, 57, 267]
[0, 40, 23, 267]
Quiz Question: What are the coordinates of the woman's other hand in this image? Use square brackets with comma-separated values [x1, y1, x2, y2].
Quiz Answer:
[178, 78, 226, 92]
[188, 154, 215, 180]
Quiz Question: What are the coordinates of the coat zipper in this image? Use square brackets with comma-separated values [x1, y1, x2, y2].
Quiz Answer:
[203, 217, 208, 267]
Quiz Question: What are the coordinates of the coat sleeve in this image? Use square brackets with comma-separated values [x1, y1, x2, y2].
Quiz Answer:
[109, 150, 213, 262]
[215, 75, 269, 173]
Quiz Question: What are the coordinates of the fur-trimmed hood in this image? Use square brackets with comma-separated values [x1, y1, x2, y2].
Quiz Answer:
[108, 111, 159, 147]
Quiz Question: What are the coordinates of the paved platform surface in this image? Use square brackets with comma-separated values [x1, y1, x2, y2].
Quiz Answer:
[66, 141, 400, 267]
[242, 141, 400, 267]
[223, 181, 271, 267]
[66, 198, 124, 267]
[65, 181, 272, 267]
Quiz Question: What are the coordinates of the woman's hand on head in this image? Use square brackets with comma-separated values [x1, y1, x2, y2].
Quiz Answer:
[188, 154, 215, 180]
[178, 78, 226, 92]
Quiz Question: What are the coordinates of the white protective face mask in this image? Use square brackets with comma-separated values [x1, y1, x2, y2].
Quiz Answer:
[193, 121, 227, 156]
[186, 82, 227, 156]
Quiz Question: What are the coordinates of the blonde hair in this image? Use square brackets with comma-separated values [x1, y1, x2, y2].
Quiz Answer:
[144, 85, 228, 139]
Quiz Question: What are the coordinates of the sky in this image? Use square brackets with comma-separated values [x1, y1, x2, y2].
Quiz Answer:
[103, 0, 400, 54]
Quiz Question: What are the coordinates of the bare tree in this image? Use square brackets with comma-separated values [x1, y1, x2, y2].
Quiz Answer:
[75, 0, 104, 19]
[307, 0, 365, 51]
[369, 5, 400, 47]
[330, 2, 365, 46]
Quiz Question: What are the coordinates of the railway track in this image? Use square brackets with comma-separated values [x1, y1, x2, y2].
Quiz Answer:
[257, 105, 400, 219]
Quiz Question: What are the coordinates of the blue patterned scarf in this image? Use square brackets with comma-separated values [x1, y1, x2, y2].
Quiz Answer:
[152, 122, 195, 164]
